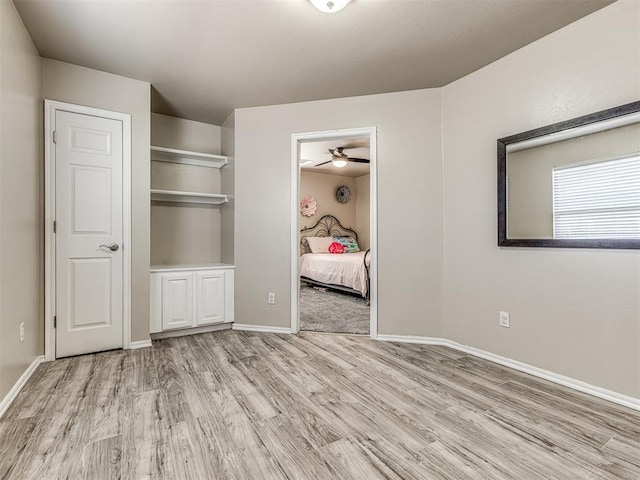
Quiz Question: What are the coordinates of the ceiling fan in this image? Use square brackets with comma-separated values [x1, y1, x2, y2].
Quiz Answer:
[314, 147, 370, 168]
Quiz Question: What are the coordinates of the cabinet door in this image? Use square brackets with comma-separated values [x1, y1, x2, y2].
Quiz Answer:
[196, 270, 227, 325]
[161, 272, 194, 330]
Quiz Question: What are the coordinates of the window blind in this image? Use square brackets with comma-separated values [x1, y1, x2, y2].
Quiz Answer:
[552, 155, 640, 239]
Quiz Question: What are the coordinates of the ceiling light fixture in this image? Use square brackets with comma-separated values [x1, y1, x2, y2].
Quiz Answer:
[309, 0, 351, 14]
[331, 158, 348, 168]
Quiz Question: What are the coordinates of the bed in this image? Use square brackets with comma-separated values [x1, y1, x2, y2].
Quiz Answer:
[299, 215, 371, 299]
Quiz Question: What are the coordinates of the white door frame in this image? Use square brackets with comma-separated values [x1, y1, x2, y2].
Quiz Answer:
[44, 100, 132, 361]
[290, 127, 378, 338]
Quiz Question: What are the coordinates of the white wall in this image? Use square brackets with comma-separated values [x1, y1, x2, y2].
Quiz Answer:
[0, 0, 43, 401]
[151, 113, 223, 265]
[42, 59, 151, 342]
[442, 0, 640, 397]
[234, 89, 444, 336]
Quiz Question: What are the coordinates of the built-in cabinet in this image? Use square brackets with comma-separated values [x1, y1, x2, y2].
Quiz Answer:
[151, 264, 234, 334]
[150, 141, 234, 336]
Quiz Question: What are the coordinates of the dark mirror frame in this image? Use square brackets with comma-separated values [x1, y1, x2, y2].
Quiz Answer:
[498, 100, 640, 249]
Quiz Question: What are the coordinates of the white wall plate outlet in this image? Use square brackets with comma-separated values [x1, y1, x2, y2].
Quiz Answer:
[268, 292, 276, 305]
[499, 311, 510, 328]
[19, 322, 25, 342]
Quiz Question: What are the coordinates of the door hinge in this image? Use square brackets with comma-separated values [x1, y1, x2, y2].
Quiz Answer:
[53, 316, 57, 328]
[53, 220, 56, 233]
[52, 130, 57, 143]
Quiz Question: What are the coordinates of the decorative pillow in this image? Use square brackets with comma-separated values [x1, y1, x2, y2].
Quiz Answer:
[306, 236, 333, 254]
[333, 236, 360, 253]
[328, 242, 345, 254]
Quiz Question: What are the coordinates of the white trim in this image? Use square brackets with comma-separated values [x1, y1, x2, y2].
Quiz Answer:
[368, 129, 378, 339]
[376, 334, 450, 345]
[290, 127, 378, 338]
[129, 339, 152, 349]
[44, 100, 133, 360]
[232, 323, 292, 334]
[290, 135, 300, 334]
[376, 334, 640, 412]
[0, 355, 45, 419]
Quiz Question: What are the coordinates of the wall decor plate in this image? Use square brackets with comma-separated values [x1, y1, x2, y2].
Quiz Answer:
[336, 185, 351, 203]
[300, 196, 317, 216]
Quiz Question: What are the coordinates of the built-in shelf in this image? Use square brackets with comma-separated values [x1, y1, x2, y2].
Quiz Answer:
[151, 189, 228, 205]
[150, 263, 235, 273]
[151, 146, 228, 168]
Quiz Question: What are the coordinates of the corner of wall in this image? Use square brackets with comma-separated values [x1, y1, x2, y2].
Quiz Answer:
[221, 110, 236, 265]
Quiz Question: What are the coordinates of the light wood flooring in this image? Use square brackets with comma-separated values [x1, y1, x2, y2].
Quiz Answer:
[1, 330, 639, 479]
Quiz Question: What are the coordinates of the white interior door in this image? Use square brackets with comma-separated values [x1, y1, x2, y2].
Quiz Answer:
[55, 110, 124, 358]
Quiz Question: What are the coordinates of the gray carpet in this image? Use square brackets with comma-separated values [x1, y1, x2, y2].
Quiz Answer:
[300, 284, 370, 335]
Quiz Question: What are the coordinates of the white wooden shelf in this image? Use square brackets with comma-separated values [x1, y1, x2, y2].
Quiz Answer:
[151, 146, 228, 168]
[151, 263, 235, 273]
[151, 189, 228, 205]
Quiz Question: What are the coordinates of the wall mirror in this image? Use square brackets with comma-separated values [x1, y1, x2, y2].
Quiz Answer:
[498, 101, 640, 249]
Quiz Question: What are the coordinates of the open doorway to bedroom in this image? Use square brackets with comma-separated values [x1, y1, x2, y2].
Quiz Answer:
[291, 128, 377, 337]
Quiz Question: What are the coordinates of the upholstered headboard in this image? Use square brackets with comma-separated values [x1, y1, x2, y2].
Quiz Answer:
[300, 215, 358, 255]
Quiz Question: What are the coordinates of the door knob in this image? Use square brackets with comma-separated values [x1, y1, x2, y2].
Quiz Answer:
[99, 243, 119, 252]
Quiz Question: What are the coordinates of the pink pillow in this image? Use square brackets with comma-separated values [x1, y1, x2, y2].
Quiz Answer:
[328, 242, 345, 254]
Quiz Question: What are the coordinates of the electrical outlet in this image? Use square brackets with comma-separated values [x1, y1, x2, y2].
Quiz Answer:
[499, 311, 510, 328]
[19, 322, 25, 342]
[268, 292, 276, 305]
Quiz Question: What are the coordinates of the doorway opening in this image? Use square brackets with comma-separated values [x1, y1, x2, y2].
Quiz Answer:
[290, 128, 377, 337]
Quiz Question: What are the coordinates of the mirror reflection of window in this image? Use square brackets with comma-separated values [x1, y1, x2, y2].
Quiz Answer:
[505, 117, 640, 241]
[552, 154, 640, 239]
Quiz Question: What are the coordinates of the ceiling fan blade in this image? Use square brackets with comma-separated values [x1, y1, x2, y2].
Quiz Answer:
[347, 157, 370, 163]
[329, 148, 348, 158]
[315, 160, 333, 166]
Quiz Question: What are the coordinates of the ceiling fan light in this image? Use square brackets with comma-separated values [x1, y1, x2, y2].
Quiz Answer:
[332, 158, 348, 168]
[309, 0, 351, 13]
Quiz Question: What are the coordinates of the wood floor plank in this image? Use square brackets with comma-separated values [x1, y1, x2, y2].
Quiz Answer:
[320, 437, 404, 480]
[254, 413, 339, 479]
[122, 346, 160, 395]
[0, 360, 70, 420]
[153, 345, 195, 426]
[81, 434, 123, 480]
[1, 330, 638, 480]
[0, 416, 39, 479]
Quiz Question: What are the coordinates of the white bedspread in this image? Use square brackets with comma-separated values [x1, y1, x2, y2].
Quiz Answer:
[300, 251, 370, 297]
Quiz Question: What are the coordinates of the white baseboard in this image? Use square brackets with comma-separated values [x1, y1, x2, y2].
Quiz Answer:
[377, 334, 640, 412]
[0, 355, 45, 419]
[377, 334, 450, 346]
[128, 339, 152, 349]
[232, 323, 292, 334]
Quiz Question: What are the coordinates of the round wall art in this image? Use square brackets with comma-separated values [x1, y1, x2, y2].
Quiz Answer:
[300, 196, 317, 217]
[336, 185, 351, 203]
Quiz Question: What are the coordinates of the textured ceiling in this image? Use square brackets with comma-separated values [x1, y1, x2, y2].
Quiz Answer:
[14, 0, 613, 124]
